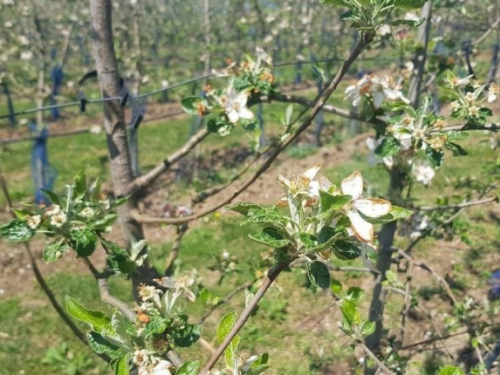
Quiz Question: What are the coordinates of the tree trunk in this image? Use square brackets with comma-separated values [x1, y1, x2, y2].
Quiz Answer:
[408, 1, 432, 108]
[487, 32, 500, 86]
[364, 3, 432, 365]
[89, 0, 154, 299]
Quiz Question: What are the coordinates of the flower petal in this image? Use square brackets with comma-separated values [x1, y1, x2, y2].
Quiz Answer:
[347, 210, 374, 242]
[238, 107, 254, 120]
[227, 110, 239, 123]
[341, 171, 363, 199]
[353, 198, 392, 218]
[302, 164, 321, 180]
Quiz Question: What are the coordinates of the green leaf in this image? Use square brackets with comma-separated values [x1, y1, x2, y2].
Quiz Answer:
[340, 299, 361, 327]
[111, 196, 128, 208]
[102, 240, 136, 274]
[346, 287, 364, 303]
[331, 279, 343, 294]
[112, 356, 130, 375]
[143, 315, 169, 338]
[362, 205, 412, 224]
[319, 191, 351, 213]
[73, 170, 87, 199]
[394, 0, 426, 9]
[249, 227, 290, 248]
[361, 321, 376, 337]
[217, 312, 240, 368]
[181, 97, 205, 116]
[243, 206, 288, 227]
[87, 331, 120, 356]
[438, 366, 465, 375]
[0, 219, 35, 243]
[332, 240, 361, 260]
[176, 360, 200, 375]
[307, 261, 331, 289]
[68, 229, 98, 257]
[172, 322, 201, 348]
[41, 189, 61, 206]
[43, 241, 69, 263]
[225, 203, 262, 217]
[426, 147, 444, 168]
[92, 214, 119, 230]
[375, 137, 400, 158]
[445, 142, 468, 157]
[66, 296, 110, 333]
[246, 353, 271, 375]
[217, 312, 237, 344]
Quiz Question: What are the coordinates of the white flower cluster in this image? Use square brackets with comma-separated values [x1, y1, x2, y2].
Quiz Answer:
[133, 349, 173, 375]
[345, 74, 409, 109]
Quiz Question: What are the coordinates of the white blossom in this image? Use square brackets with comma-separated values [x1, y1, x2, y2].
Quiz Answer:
[26, 215, 41, 230]
[412, 163, 435, 186]
[138, 285, 162, 305]
[219, 87, 254, 124]
[90, 125, 102, 134]
[341, 172, 392, 242]
[488, 83, 499, 103]
[50, 212, 67, 228]
[46, 205, 62, 216]
[377, 24, 391, 36]
[79, 207, 95, 218]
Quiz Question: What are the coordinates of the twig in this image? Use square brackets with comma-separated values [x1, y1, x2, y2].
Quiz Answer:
[420, 197, 497, 211]
[133, 33, 374, 227]
[359, 341, 394, 375]
[165, 224, 188, 276]
[83, 259, 137, 323]
[198, 280, 256, 325]
[201, 262, 290, 374]
[0, 169, 110, 363]
[129, 128, 210, 194]
[473, 16, 500, 45]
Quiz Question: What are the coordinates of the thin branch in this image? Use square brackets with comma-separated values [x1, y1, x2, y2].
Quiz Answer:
[0, 170, 110, 363]
[473, 16, 500, 46]
[359, 341, 394, 375]
[129, 128, 210, 194]
[198, 279, 256, 325]
[201, 262, 289, 374]
[165, 224, 188, 276]
[419, 197, 497, 211]
[83, 259, 137, 322]
[133, 34, 374, 227]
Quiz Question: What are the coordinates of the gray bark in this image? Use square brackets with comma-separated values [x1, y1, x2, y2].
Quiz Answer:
[89, 0, 154, 299]
[408, 1, 432, 108]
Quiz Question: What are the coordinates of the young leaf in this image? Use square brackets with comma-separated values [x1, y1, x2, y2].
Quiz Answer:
[246, 353, 271, 375]
[87, 331, 120, 356]
[319, 191, 351, 213]
[445, 142, 468, 157]
[65, 296, 110, 333]
[340, 299, 361, 328]
[181, 97, 205, 115]
[307, 261, 331, 289]
[43, 241, 69, 263]
[0, 219, 35, 243]
[112, 355, 130, 375]
[41, 189, 61, 206]
[394, 0, 426, 9]
[172, 322, 201, 347]
[143, 315, 169, 338]
[68, 229, 98, 257]
[331, 279, 343, 294]
[249, 227, 290, 248]
[225, 203, 262, 217]
[346, 287, 364, 303]
[217, 312, 240, 368]
[361, 321, 376, 337]
[332, 241, 361, 260]
[438, 366, 465, 375]
[176, 361, 200, 375]
[92, 214, 119, 230]
[375, 137, 400, 158]
[73, 170, 87, 199]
